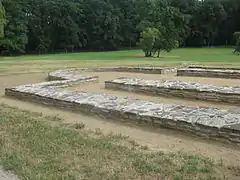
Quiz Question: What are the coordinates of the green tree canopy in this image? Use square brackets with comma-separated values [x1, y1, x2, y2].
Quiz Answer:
[0, 0, 240, 55]
[0, 0, 28, 55]
[140, 27, 160, 57]
[0, 0, 6, 38]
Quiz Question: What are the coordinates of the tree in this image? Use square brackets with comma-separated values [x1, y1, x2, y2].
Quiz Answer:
[153, 26, 179, 57]
[140, 26, 179, 57]
[26, 0, 86, 53]
[0, 0, 28, 55]
[0, 0, 6, 38]
[201, 1, 227, 46]
[83, 0, 120, 50]
[110, 0, 138, 48]
[138, 0, 185, 57]
[140, 28, 160, 57]
[233, 32, 240, 55]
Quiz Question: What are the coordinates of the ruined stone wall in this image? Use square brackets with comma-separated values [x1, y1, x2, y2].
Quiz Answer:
[113, 67, 178, 74]
[48, 67, 176, 79]
[105, 77, 240, 105]
[4, 67, 240, 144]
[177, 68, 240, 79]
[188, 66, 240, 70]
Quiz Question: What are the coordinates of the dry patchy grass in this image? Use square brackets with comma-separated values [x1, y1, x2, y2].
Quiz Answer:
[0, 104, 239, 180]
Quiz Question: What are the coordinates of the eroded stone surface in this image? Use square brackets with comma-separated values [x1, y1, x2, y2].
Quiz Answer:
[105, 77, 240, 104]
[188, 66, 240, 70]
[5, 67, 240, 144]
[0, 168, 19, 180]
[48, 66, 177, 80]
[178, 68, 240, 79]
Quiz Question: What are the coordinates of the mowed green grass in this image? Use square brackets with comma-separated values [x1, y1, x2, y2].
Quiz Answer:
[0, 104, 238, 180]
[0, 48, 239, 76]
[1, 48, 239, 63]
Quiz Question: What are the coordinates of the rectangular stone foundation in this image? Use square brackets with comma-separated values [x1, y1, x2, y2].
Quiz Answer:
[177, 68, 240, 79]
[105, 77, 240, 105]
[5, 80, 240, 145]
[5, 68, 240, 145]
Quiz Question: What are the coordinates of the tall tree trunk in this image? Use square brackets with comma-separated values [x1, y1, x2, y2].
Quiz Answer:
[157, 50, 160, 57]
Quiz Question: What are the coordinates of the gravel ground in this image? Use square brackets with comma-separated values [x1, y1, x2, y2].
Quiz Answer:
[0, 168, 19, 180]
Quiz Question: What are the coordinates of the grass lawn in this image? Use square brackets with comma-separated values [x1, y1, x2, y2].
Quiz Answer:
[2, 48, 240, 63]
[1, 47, 239, 62]
[0, 48, 239, 76]
[0, 104, 238, 180]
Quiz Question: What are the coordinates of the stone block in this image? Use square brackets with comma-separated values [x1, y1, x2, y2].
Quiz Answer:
[105, 77, 240, 105]
[177, 67, 240, 79]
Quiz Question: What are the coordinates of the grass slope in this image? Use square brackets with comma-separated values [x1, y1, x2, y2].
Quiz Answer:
[0, 104, 238, 180]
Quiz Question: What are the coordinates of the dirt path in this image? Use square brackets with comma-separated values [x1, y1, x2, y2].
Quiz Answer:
[1, 72, 240, 166]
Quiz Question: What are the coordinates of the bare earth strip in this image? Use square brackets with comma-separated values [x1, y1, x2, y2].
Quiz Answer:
[1, 72, 240, 166]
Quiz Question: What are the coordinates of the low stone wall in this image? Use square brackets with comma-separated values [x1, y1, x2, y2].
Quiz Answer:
[105, 77, 240, 105]
[48, 67, 177, 79]
[5, 68, 240, 144]
[177, 68, 240, 79]
[113, 67, 178, 74]
[188, 66, 240, 70]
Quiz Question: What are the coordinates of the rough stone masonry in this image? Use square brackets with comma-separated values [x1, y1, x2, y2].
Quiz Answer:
[105, 77, 240, 105]
[5, 67, 240, 144]
[177, 67, 240, 79]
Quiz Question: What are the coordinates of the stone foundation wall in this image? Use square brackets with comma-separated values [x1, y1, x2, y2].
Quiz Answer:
[4, 67, 240, 145]
[113, 67, 177, 74]
[177, 68, 240, 79]
[188, 66, 240, 70]
[48, 67, 177, 78]
[105, 77, 240, 105]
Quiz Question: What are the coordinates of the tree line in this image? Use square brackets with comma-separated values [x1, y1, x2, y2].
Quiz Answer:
[0, 0, 239, 55]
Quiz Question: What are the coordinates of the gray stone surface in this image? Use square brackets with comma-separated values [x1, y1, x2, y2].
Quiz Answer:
[177, 68, 240, 79]
[188, 66, 240, 70]
[0, 168, 19, 180]
[5, 68, 240, 144]
[105, 77, 240, 104]
[112, 66, 175, 74]
[48, 66, 177, 80]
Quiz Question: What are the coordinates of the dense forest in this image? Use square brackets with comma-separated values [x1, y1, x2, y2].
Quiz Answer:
[0, 0, 239, 55]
